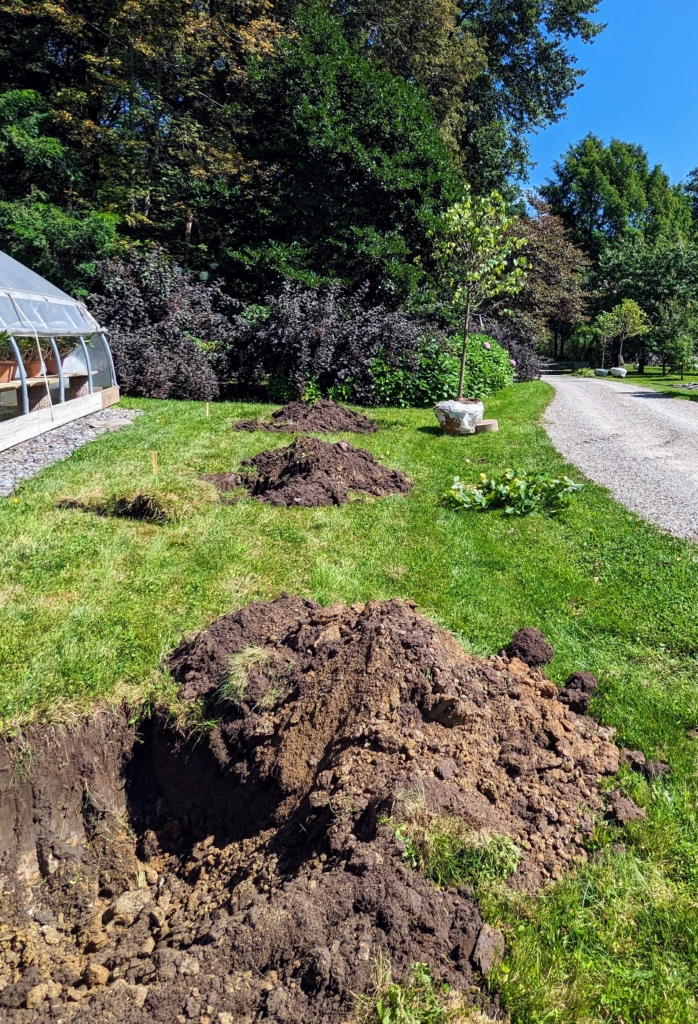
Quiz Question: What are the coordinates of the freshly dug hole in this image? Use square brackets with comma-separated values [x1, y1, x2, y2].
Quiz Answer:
[56, 480, 218, 524]
[233, 398, 378, 435]
[0, 598, 642, 1023]
[236, 435, 412, 506]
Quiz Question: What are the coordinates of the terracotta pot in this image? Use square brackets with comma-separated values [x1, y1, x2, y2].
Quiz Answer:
[24, 359, 44, 378]
[0, 360, 17, 383]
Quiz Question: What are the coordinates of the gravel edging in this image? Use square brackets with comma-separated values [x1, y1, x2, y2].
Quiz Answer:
[543, 374, 698, 541]
[0, 408, 140, 497]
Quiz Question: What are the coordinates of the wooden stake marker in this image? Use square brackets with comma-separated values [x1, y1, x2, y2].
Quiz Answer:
[206, 402, 210, 418]
[151, 451, 158, 476]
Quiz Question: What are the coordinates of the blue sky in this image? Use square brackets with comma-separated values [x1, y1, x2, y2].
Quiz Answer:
[527, 0, 698, 188]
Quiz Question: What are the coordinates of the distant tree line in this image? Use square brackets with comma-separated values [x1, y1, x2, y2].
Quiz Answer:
[9, 1, 698, 395]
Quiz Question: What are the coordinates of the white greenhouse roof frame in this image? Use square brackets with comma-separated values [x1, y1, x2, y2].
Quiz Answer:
[0, 248, 99, 337]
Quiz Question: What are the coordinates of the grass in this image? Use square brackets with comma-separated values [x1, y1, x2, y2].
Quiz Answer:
[573, 364, 698, 402]
[386, 789, 521, 889]
[355, 957, 496, 1024]
[2, 384, 698, 1020]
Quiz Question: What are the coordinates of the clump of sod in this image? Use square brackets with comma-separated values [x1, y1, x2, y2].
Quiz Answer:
[385, 789, 521, 889]
[354, 957, 497, 1024]
[57, 475, 218, 524]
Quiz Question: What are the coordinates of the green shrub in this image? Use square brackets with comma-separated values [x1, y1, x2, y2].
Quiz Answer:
[444, 469, 582, 517]
[371, 334, 514, 407]
[573, 367, 596, 377]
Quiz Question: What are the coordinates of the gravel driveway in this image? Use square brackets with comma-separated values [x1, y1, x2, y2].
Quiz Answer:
[543, 375, 698, 541]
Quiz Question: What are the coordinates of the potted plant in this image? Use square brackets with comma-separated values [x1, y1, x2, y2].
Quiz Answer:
[430, 187, 527, 434]
[46, 339, 78, 374]
[0, 332, 17, 383]
[17, 338, 51, 378]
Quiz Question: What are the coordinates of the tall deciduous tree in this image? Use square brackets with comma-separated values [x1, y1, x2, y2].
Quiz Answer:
[541, 135, 693, 257]
[506, 196, 590, 356]
[338, 0, 604, 192]
[432, 186, 527, 399]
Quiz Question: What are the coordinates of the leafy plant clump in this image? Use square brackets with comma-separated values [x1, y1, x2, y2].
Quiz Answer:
[573, 367, 596, 377]
[355, 958, 494, 1024]
[444, 469, 582, 517]
[386, 807, 521, 889]
[371, 334, 514, 407]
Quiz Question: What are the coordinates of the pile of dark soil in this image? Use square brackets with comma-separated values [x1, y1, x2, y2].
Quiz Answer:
[235, 436, 412, 506]
[233, 399, 378, 435]
[0, 598, 650, 1023]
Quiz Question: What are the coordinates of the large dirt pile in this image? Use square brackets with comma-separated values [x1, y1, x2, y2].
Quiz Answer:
[236, 436, 412, 506]
[233, 399, 377, 435]
[0, 598, 645, 1023]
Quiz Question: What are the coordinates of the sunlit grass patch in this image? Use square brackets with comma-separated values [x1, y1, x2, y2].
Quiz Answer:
[355, 957, 497, 1024]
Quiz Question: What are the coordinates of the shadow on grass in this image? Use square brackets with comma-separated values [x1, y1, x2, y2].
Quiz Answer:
[416, 425, 449, 435]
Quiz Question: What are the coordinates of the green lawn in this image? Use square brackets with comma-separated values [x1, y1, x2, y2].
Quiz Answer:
[578, 364, 698, 402]
[2, 383, 698, 1022]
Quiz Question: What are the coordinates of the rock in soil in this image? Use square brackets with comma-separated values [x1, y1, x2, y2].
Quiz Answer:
[236, 435, 411, 506]
[0, 599, 641, 1023]
[233, 398, 378, 434]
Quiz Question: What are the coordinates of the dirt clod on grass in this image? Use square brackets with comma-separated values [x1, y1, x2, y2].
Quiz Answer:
[233, 398, 378, 434]
[236, 435, 412, 506]
[0, 598, 645, 1023]
[506, 627, 554, 667]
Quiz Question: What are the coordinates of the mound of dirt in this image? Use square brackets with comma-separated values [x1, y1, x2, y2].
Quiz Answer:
[236, 436, 411, 506]
[0, 598, 642, 1024]
[233, 399, 378, 434]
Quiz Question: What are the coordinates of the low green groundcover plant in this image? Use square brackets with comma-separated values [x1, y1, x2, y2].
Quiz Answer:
[444, 469, 582, 517]
[573, 367, 596, 377]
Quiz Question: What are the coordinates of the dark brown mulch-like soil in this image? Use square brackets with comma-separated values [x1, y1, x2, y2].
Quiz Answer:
[233, 399, 378, 435]
[0, 597, 646, 1024]
[236, 435, 412, 506]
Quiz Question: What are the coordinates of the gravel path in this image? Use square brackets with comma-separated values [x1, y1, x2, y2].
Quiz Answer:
[543, 374, 698, 540]
[0, 408, 139, 497]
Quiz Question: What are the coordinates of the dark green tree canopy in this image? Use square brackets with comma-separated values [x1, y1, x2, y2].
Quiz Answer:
[338, 0, 604, 191]
[541, 134, 693, 257]
[218, 7, 463, 302]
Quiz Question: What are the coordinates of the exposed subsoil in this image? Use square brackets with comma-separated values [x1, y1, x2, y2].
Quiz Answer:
[234, 436, 412, 506]
[233, 400, 378, 435]
[0, 599, 652, 1023]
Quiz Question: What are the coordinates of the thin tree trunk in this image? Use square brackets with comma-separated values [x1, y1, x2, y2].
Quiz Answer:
[457, 294, 471, 401]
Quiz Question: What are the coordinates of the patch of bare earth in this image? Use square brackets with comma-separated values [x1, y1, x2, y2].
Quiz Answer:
[0, 598, 648, 1022]
[227, 436, 412, 507]
[233, 399, 377, 435]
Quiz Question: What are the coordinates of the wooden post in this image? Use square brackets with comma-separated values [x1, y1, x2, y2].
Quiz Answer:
[206, 402, 210, 418]
[151, 451, 158, 476]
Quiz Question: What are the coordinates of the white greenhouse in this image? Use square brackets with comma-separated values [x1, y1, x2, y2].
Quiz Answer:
[0, 249, 119, 452]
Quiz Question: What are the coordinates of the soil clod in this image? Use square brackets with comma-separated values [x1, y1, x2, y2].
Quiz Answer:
[233, 398, 378, 434]
[507, 627, 554, 666]
[237, 436, 411, 506]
